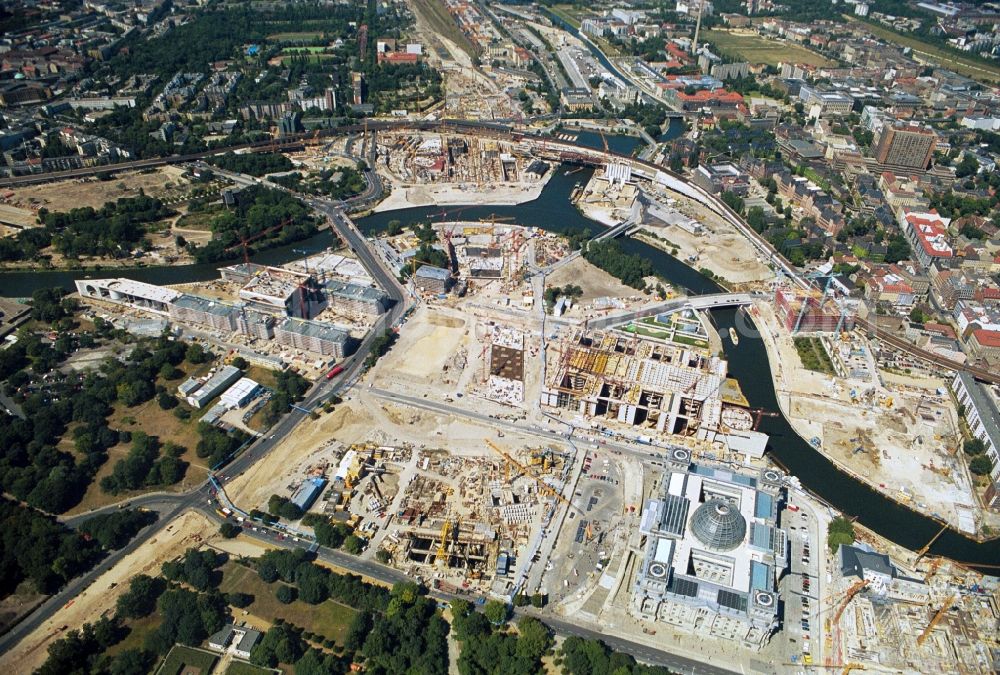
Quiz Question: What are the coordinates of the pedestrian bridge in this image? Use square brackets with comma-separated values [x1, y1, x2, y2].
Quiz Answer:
[587, 292, 755, 330]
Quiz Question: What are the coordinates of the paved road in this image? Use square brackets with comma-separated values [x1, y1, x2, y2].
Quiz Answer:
[192, 504, 736, 675]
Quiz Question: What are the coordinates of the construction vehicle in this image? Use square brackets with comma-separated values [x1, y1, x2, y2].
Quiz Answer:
[917, 593, 957, 646]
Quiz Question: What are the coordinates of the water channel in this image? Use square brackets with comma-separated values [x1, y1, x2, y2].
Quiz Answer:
[1, 164, 996, 567]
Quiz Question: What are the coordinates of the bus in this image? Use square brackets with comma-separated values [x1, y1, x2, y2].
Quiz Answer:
[326, 365, 345, 379]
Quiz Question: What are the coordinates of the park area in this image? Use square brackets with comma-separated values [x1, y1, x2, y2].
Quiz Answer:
[847, 17, 1000, 84]
[701, 30, 834, 67]
[218, 562, 357, 644]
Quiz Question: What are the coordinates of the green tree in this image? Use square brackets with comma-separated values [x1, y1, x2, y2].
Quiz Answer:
[219, 522, 242, 538]
[483, 599, 509, 625]
[116, 574, 167, 619]
[276, 584, 297, 604]
[185, 343, 209, 364]
[515, 616, 552, 661]
[964, 438, 986, 455]
[969, 454, 994, 476]
[827, 516, 856, 553]
[955, 153, 979, 178]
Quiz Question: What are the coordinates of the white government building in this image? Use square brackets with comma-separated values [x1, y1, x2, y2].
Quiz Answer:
[631, 449, 789, 649]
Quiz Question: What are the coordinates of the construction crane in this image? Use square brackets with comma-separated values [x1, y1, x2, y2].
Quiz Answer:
[842, 664, 864, 675]
[923, 556, 945, 583]
[598, 128, 610, 154]
[485, 439, 582, 515]
[915, 524, 948, 563]
[436, 521, 451, 565]
[917, 593, 957, 646]
[748, 407, 779, 430]
[832, 579, 870, 626]
[480, 213, 516, 227]
[223, 217, 293, 265]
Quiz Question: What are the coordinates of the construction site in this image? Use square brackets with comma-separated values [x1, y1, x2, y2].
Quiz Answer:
[541, 325, 770, 459]
[373, 131, 552, 211]
[827, 545, 999, 674]
[753, 288, 999, 537]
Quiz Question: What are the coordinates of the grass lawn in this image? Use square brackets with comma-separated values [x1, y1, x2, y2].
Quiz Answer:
[106, 614, 162, 657]
[623, 323, 669, 340]
[846, 16, 1000, 84]
[156, 644, 218, 675]
[65, 368, 212, 514]
[281, 46, 328, 54]
[793, 337, 834, 375]
[245, 365, 280, 390]
[219, 563, 357, 643]
[411, 0, 477, 58]
[671, 333, 709, 349]
[225, 662, 277, 675]
[701, 30, 834, 67]
[548, 5, 582, 28]
[174, 209, 219, 231]
[801, 167, 832, 192]
[268, 31, 325, 43]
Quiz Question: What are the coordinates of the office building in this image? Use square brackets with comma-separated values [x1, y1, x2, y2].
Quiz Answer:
[692, 163, 750, 196]
[899, 210, 952, 269]
[220, 377, 261, 409]
[325, 280, 388, 316]
[75, 278, 180, 314]
[874, 123, 937, 170]
[274, 317, 351, 357]
[168, 294, 241, 332]
[413, 265, 452, 294]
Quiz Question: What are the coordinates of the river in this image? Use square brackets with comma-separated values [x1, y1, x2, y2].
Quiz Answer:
[1, 164, 996, 567]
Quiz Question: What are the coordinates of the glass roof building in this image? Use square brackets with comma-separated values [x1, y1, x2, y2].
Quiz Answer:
[631, 449, 789, 650]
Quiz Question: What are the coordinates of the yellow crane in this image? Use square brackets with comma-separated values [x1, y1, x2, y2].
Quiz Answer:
[485, 439, 582, 515]
[917, 593, 957, 647]
[915, 524, 948, 563]
[842, 664, 864, 675]
[436, 521, 451, 565]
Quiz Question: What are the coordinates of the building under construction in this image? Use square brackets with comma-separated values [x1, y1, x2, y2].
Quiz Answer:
[831, 544, 998, 673]
[541, 329, 728, 436]
[775, 287, 855, 334]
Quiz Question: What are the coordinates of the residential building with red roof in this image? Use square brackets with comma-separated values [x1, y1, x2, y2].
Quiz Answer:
[899, 210, 953, 269]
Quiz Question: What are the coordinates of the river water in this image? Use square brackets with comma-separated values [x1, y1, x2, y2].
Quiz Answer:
[1, 164, 996, 566]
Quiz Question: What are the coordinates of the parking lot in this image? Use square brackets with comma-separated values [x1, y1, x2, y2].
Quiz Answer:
[542, 451, 625, 604]
[779, 502, 822, 668]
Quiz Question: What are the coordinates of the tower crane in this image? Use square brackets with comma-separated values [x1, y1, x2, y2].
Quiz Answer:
[485, 439, 582, 515]
[832, 579, 870, 626]
[917, 593, 957, 647]
[223, 217, 293, 265]
[436, 521, 451, 565]
[914, 524, 948, 564]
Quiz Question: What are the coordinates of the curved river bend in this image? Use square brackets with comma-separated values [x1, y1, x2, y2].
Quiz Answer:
[1, 165, 997, 567]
